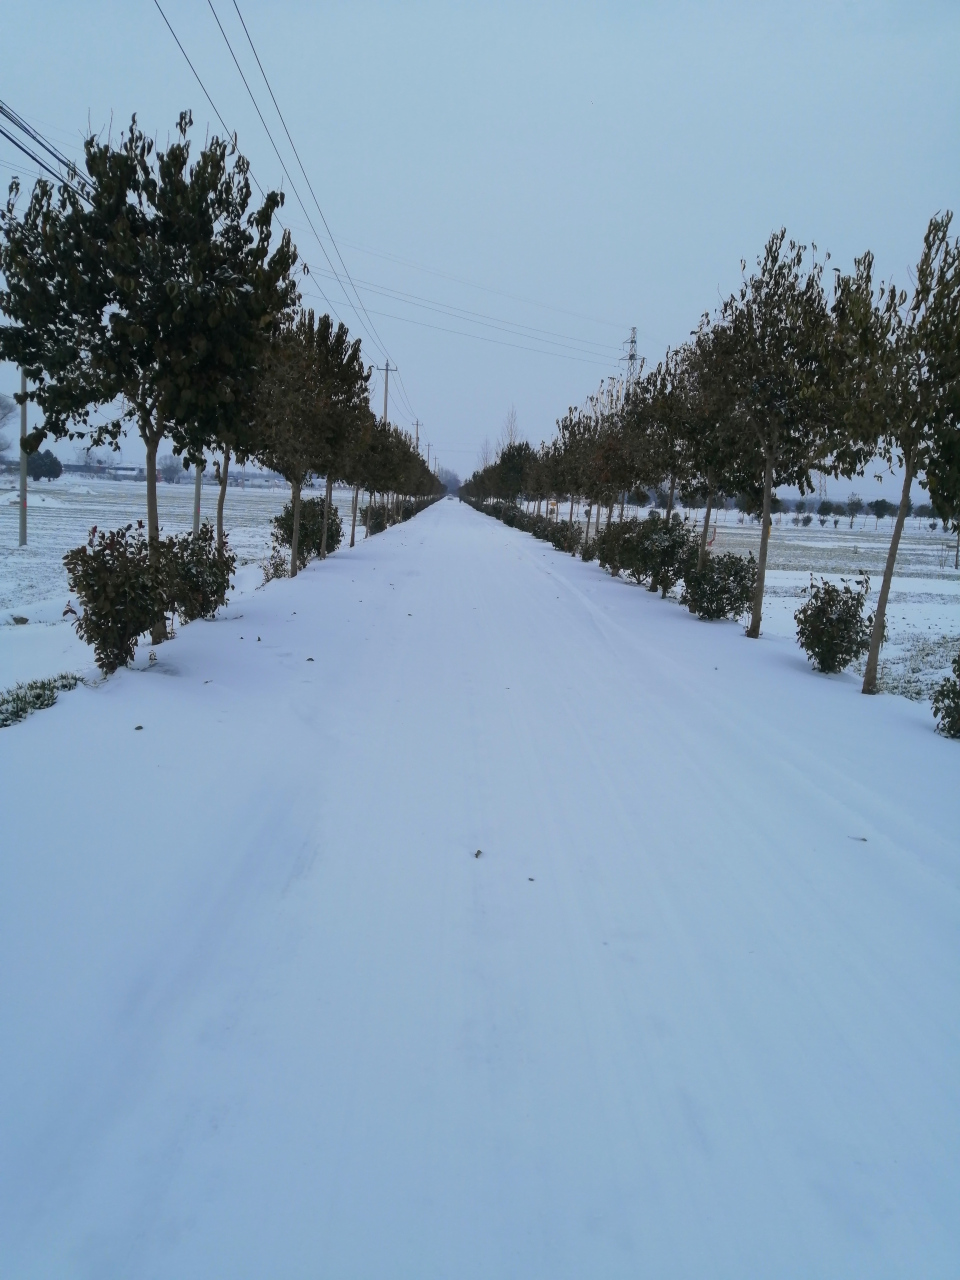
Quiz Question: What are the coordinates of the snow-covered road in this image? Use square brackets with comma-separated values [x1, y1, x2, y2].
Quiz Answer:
[1, 498, 958, 1278]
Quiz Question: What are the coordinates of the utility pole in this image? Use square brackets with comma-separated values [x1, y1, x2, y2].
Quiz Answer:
[192, 455, 203, 536]
[375, 360, 393, 425]
[18, 369, 27, 546]
[414, 419, 420, 453]
[426, 442, 430, 469]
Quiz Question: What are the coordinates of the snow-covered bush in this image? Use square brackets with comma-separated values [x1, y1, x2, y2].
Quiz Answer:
[682, 552, 757, 621]
[794, 575, 875, 673]
[591, 513, 697, 594]
[547, 519, 583, 555]
[169, 523, 235, 623]
[360, 503, 389, 535]
[272, 496, 342, 569]
[64, 523, 168, 673]
[592, 518, 637, 575]
[400, 498, 436, 522]
[931, 649, 960, 738]
[64, 522, 235, 673]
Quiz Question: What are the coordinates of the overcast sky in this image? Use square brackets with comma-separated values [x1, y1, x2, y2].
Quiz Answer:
[2, 0, 958, 492]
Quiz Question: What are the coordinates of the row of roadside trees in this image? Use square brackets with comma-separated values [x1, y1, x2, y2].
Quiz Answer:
[0, 112, 442, 637]
[461, 221, 960, 694]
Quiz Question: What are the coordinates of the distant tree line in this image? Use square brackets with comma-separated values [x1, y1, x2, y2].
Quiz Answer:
[462, 221, 960, 697]
[0, 112, 442, 669]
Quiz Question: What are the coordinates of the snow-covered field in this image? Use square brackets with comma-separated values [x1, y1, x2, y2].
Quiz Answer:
[0, 473, 358, 614]
[0, 476, 358, 684]
[1, 499, 957, 1277]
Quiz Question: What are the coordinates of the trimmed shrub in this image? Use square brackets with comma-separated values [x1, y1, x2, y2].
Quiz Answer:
[634, 513, 697, 595]
[361, 503, 389, 535]
[683, 552, 757, 621]
[932, 649, 960, 739]
[547, 519, 583, 555]
[169, 523, 235, 623]
[64, 523, 168, 674]
[592, 519, 635, 574]
[64, 521, 234, 674]
[272, 496, 342, 568]
[794, 575, 876, 673]
[592, 513, 696, 593]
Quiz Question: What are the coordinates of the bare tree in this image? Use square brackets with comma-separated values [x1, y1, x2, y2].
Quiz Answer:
[0, 392, 15, 460]
[478, 437, 493, 470]
[157, 453, 183, 483]
[499, 405, 519, 453]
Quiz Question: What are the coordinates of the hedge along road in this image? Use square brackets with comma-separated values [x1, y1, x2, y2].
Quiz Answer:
[0, 498, 957, 1278]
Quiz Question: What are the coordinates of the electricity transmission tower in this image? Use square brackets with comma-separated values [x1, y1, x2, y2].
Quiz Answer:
[621, 327, 638, 390]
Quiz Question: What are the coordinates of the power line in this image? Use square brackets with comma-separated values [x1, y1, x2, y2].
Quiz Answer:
[152, 0, 234, 144]
[222, 3, 418, 424]
[0, 101, 77, 175]
[0, 124, 70, 187]
[204, 0, 394, 374]
[150, 0, 340, 320]
[230, 0, 398, 379]
[0, 103, 625, 379]
[303, 264, 624, 359]
[298, 285, 617, 367]
[0, 103, 89, 203]
[315, 234, 636, 334]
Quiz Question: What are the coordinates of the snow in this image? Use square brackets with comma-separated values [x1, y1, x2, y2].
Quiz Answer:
[4, 478, 958, 696]
[0, 474, 357, 619]
[1, 499, 958, 1278]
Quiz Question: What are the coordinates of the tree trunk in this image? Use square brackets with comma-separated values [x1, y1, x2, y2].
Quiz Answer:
[568, 494, 574, 523]
[321, 473, 333, 558]
[698, 493, 714, 571]
[619, 493, 626, 521]
[665, 474, 676, 523]
[365, 490, 372, 537]
[144, 434, 168, 644]
[955, 525, 959, 571]
[145, 435, 160, 546]
[746, 454, 775, 638]
[350, 483, 359, 548]
[607, 500, 614, 528]
[862, 451, 915, 694]
[192, 457, 202, 536]
[289, 481, 301, 578]
[216, 446, 230, 553]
